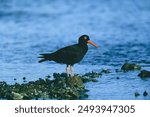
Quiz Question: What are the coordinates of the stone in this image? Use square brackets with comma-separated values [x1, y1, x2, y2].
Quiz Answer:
[12, 92, 23, 100]
[23, 77, 26, 80]
[138, 70, 150, 78]
[143, 91, 148, 96]
[134, 92, 140, 97]
[82, 71, 101, 78]
[81, 71, 101, 83]
[121, 63, 141, 71]
[101, 69, 111, 74]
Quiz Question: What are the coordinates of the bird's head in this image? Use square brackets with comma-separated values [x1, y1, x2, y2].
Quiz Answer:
[79, 35, 98, 48]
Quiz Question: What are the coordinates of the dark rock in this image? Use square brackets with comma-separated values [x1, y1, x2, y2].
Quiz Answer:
[46, 75, 51, 78]
[143, 91, 148, 96]
[23, 77, 26, 80]
[78, 71, 101, 83]
[81, 77, 98, 83]
[22, 94, 31, 100]
[5, 91, 14, 100]
[101, 69, 111, 74]
[138, 70, 150, 78]
[134, 92, 140, 97]
[121, 63, 141, 71]
[82, 71, 101, 78]
[91, 79, 98, 82]
[115, 69, 121, 72]
[53, 73, 68, 78]
[84, 89, 89, 92]
[116, 77, 120, 79]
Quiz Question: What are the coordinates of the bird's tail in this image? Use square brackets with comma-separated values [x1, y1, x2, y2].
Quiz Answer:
[38, 53, 54, 63]
[38, 59, 47, 63]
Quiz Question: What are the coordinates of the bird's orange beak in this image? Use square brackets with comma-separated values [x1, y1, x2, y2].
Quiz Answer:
[87, 40, 99, 48]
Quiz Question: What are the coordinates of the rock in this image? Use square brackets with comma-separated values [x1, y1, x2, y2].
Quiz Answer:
[101, 69, 111, 74]
[138, 70, 150, 78]
[81, 71, 101, 83]
[143, 91, 148, 96]
[115, 69, 121, 72]
[48, 74, 87, 99]
[14, 78, 17, 81]
[82, 71, 101, 78]
[91, 79, 98, 82]
[46, 75, 51, 78]
[81, 76, 99, 83]
[53, 73, 68, 78]
[134, 92, 140, 97]
[12, 92, 23, 100]
[121, 63, 141, 71]
[23, 77, 26, 80]
[5, 91, 14, 100]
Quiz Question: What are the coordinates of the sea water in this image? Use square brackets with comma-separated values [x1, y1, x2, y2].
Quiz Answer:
[0, 0, 150, 99]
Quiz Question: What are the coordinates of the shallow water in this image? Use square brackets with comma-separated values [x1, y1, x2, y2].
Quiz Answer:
[0, 0, 150, 99]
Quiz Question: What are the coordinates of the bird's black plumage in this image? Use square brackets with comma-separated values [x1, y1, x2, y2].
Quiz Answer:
[39, 35, 89, 65]
[38, 35, 98, 76]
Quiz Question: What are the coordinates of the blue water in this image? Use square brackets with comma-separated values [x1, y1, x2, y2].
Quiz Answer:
[0, 0, 150, 99]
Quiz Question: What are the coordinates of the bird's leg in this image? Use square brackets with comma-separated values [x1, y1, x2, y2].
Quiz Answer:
[66, 65, 69, 77]
[70, 65, 74, 77]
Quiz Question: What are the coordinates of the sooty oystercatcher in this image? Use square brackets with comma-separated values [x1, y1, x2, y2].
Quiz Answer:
[38, 35, 98, 76]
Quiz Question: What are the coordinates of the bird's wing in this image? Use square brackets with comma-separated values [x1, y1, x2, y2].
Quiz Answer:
[54, 44, 82, 64]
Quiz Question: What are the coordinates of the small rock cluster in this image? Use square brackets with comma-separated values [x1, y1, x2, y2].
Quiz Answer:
[134, 91, 148, 97]
[121, 63, 150, 78]
[121, 63, 150, 97]
[81, 71, 102, 83]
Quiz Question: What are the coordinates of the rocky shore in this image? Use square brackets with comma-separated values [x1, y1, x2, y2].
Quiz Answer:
[0, 72, 101, 100]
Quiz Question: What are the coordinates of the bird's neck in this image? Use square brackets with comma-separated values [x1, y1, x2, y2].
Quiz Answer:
[79, 43, 88, 51]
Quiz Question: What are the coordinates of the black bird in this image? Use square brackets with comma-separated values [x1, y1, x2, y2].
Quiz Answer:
[38, 35, 98, 76]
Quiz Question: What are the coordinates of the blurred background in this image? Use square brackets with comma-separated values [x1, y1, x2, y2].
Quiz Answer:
[0, 0, 150, 99]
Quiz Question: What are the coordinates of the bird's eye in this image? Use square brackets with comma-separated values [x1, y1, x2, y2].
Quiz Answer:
[84, 37, 87, 40]
[84, 37, 89, 42]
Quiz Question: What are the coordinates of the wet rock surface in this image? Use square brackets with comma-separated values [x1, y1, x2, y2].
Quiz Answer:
[0, 71, 101, 100]
[81, 71, 102, 83]
[121, 63, 141, 72]
[138, 70, 150, 78]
